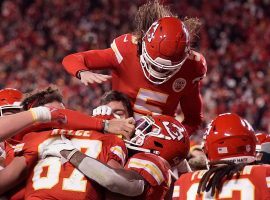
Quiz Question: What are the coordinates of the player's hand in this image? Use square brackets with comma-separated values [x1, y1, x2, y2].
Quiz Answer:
[106, 117, 135, 140]
[30, 106, 67, 124]
[80, 71, 112, 85]
[93, 105, 112, 116]
[42, 136, 75, 159]
[49, 107, 67, 124]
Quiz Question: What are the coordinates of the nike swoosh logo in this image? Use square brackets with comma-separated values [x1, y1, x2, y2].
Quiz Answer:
[124, 34, 128, 42]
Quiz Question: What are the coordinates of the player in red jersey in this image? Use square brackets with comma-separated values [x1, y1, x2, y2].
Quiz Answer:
[0, 88, 23, 165]
[0, 87, 135, 142]
[0, 100, 128, 200]
[173, 113, 270, 200]
[62, 1, 206, 135]
[0, 87, 69, 200]
[23, 129, 127, 200]
[43, 114, 190, 199]
[0, 88, 23, 200]
[0, 87, 134, 199]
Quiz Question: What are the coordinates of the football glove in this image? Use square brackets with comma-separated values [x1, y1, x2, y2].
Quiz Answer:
[93, 105, 112, 116]
[42, 135, 76, 163]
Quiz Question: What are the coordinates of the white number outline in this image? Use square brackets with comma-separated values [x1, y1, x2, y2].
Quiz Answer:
[32, 138, 102, 192]
[133, 88, 168, 119]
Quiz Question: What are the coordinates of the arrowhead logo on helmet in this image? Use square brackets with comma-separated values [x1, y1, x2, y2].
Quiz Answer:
[125, 115, 190, 167]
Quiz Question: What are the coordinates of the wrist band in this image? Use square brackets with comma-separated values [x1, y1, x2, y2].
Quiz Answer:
[29, 109, 38, 121]
[29, 107, 51, 122]
[66, 149, 78, 161]
[76, 70, 89, 79]
[103, 120, 109, 132]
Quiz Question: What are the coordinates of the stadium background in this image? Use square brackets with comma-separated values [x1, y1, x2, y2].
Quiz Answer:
[0, 0, 269, 132]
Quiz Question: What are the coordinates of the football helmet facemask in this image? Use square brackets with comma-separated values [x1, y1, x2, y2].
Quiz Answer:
[0, 88, 23, 116]
[125, 115, 190, 167]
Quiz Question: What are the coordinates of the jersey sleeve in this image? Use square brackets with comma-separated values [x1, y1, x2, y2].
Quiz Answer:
[189, 51, 207, 81]
[62, 34, 133, 78]
[105, 136, 127, 166]
[62, 48, 119, 77]
[180, 81, 203, 135]
[16, 132, 39, 170]
[54, 108, 104, 131]
[125, 153, 169, 187]
[110, 34, 134, 64]
[180, 52, 207, 135]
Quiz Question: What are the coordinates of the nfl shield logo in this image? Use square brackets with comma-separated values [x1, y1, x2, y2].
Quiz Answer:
[173, 78, 186, 92]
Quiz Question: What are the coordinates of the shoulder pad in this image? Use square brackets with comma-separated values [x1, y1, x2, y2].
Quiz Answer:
[110, 34, 137, 64]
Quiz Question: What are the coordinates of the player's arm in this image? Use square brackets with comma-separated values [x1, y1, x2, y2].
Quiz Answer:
[0, 156, 27, 195]
[0, 107, 134, 142]
[62, 150, 145, 196]
[62, 48, 118, 77]
[62, 35, 128, 85]
[62, 48, 119, 86]
[43, 140, 145, 196]
[180, 53, 207, 136]
[58, 109, 135, 139]
[0, 109, 39, 142]
[180, 81, 203, 136]
[0, 107, 64, 141]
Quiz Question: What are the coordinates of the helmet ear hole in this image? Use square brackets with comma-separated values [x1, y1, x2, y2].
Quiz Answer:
[219, 141, 224, 144]
[154, 141, 163, 148]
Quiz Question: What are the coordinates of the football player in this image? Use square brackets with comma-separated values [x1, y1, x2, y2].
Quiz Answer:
[43, 115, 190, 199]
[0, 95, 128, 199]
[0, 88, 23, 164]
[93, 90, 134, 119]
[62, 1, 207, 135]
[0, 88, 23, 200]
[0, 87, 134, 199]
[173, 113, 270, 200]
[0, 87, 135, 142]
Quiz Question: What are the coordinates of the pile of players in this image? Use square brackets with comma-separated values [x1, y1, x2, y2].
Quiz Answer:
[0, 1, 269, 200]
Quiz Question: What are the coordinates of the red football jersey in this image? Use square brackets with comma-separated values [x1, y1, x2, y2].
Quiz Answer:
[3, 140, 26, 200]
[63, 34, 207, 135]
[173, 165, 270, 200]
[20, 129, 127, 200]
[2, 109, 106, 200]
[124, 152, 171, 200]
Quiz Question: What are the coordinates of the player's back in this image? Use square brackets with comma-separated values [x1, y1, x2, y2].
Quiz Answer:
[111, 34, 207, 119]
[173, 164, 270, 200]
[124, 152, 171, 200]
[22, 129, 127, 200]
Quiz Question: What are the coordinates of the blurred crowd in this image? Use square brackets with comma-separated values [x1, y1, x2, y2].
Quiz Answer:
[0, 0, 269, 132]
